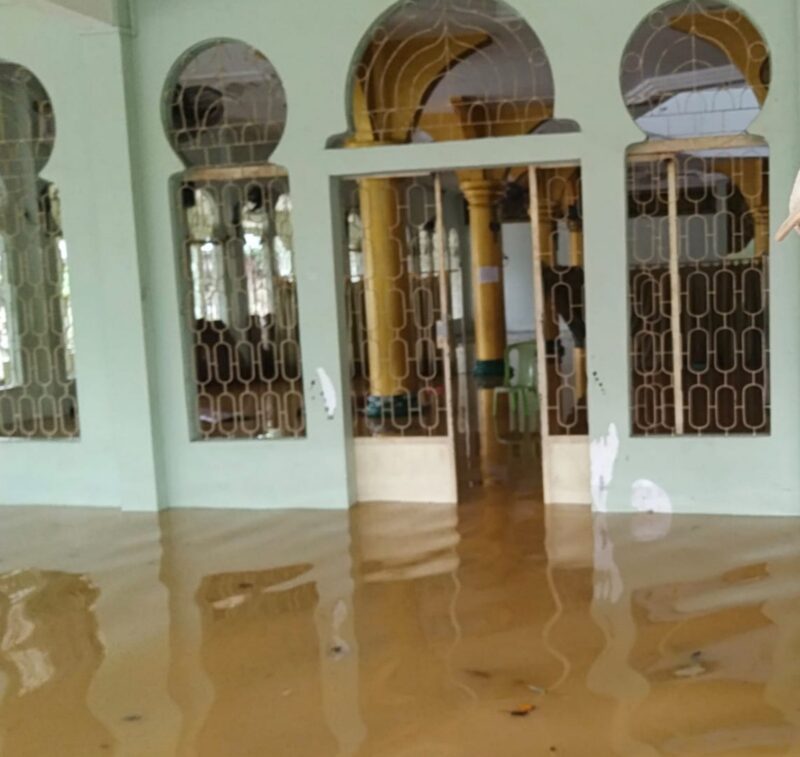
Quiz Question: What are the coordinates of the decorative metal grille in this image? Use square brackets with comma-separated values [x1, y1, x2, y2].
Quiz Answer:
[166, 40, 287, 168]
[623, 0, 770, 436]
[347, 0, 576, 146]
[166, 41, 304, 440]
[621, 0, 770, 139]
[343, 175, 449, 436]
[628, 152, 770, 435]
[0, 63, 78, 439]
[532, 166, 587, 436]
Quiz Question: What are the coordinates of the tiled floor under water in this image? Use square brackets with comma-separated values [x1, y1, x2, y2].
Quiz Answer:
[1, 491, 800, 756]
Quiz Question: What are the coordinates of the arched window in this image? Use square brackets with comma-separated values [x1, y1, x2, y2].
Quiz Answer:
[622, 1, 770, 436]
[334, 0, 577, 147]
[165, 40, 304, 440]
[0, 62, 78, 438]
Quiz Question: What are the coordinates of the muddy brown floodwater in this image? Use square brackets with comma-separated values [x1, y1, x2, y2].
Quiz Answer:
[0, 491, 799, 756]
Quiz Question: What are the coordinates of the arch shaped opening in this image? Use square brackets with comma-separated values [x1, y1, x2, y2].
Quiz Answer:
[0, 61, 78, 438]
[164, 39, 288, 167]
[163, 41, 305, 440]
[336, 0, 578, 147]
[621, 0, 770, 139]
[623, 2, 771, 439]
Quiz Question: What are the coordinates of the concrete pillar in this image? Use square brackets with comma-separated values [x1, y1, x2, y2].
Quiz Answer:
[461, 179, 506, 377]
[358, 177, 411, 417]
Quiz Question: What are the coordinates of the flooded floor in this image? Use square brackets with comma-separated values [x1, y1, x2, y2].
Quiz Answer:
[1, 492, 800, 756]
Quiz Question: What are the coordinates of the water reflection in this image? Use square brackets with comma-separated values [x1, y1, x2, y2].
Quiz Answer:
[157, 509, 344, 756]
[352, 501, 460, 583]
[0, 569, 113, 756]
[0, 498, 798, 754]
[194, 564, 334, 756]
[590, 513, 800, 756]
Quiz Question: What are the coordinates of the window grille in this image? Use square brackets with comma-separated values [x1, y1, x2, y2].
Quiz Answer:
[165, 41, 304, 440]
[0, 63, 78, 439]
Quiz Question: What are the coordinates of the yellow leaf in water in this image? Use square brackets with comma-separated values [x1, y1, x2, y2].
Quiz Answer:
[509, 704, 537, 717]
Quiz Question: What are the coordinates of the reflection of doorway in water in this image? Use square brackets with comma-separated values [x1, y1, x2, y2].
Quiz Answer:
[443, 165, 589, 502]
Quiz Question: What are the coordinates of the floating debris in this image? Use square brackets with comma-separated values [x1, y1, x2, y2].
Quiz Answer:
[674, 663, 706, 678]
[328, 643, 349, 660]
[508, 704, 537, 717]
[465, 669, 491, 679]
[328, 599, 351, 660]
[525, 684, 546, 695]
[211, 594, 247, 611]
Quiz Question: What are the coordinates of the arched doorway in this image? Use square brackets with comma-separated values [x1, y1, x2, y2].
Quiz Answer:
[334, 0, 587, 504]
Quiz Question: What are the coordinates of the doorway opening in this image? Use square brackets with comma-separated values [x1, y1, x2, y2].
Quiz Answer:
[341, 164, 589, 505]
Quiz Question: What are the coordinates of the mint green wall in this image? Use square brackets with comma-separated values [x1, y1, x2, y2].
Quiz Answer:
[122, 0, 357, 510]
[0, 4, 158, 509]
[0, 0, 798, 514]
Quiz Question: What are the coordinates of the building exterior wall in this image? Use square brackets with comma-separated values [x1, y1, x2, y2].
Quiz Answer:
[0, 0, 798, 514]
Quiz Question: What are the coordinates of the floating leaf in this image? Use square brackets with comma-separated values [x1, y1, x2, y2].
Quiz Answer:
[509, 704, 536, 717]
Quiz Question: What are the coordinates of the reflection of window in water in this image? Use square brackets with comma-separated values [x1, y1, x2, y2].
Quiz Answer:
[195, 564, 336, 756]
[0, 570, 111, 755]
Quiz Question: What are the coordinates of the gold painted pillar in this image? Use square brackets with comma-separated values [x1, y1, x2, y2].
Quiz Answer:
[715, 158, 769, 256]
[358, 177, 411, 417]
[752, 204, 769, 256]
[461, 179, 507, 376]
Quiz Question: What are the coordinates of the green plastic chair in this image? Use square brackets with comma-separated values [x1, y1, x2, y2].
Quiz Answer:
[492, 340, 539, 434]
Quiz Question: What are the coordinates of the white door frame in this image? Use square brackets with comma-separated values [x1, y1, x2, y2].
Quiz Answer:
[353, 172, 458, 504]
[528, 164, 591, 504]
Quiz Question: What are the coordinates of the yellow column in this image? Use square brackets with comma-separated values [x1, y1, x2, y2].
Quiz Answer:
[565, 174, 583, 267]
[753, 205, 769, 256]
[359, 177, 411, 417]
[461, 179, 506, 377]
[714, 158, 769, 256]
